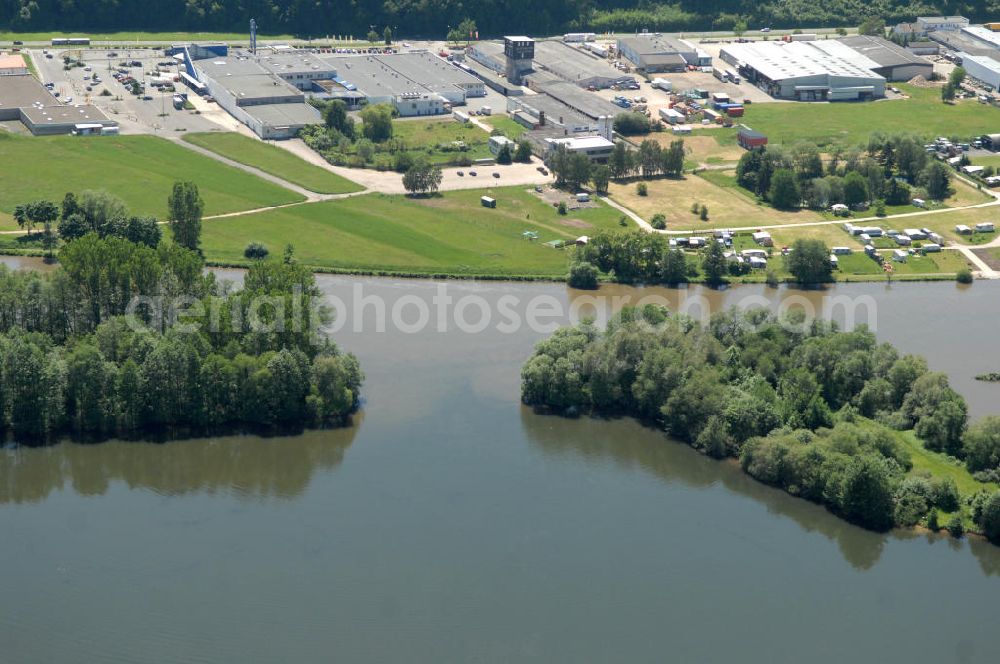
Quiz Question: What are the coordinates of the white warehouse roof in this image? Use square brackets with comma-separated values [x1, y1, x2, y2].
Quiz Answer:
[721, 41, 884, 82]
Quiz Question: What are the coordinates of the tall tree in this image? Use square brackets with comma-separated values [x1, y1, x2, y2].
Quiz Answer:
[167, 181, 204, 252]
[785, 238, 833, 284]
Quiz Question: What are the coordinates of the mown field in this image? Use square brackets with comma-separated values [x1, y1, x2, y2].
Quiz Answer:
[481, 115, 527, 140]
[730, 85, 1000, 148]
[392, 118, 493, 165]
[0, 133, 303, 229]
[183, 132, 363, 194]
[200, 187, 625, 277]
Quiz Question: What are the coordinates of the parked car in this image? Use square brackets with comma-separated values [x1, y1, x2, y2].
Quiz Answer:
[457, 171, 464, 177]
[492, 172, 500, 178]
[469, 170, 477, 176]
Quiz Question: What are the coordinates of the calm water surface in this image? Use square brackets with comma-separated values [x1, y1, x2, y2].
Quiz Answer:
[1, 263, 999, 663]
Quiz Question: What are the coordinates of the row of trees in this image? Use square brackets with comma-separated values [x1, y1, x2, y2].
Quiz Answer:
[521, 306, 1000, 541]
[19, 182, 204, 259]
[609, 139, 685, 180]
[736, 134, 953, 211]
[7, 1, 979, 40]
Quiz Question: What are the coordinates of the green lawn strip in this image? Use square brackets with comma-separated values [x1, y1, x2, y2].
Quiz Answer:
[183, 132, 363, 194]
[201, 187, 622, 277]
[0, 133, 303, 220]
[739, 84, 1000, 149]
[481, 115, 527, 139]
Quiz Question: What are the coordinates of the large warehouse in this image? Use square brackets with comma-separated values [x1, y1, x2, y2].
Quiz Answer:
[0, 73, 118, 135]
[837, 36, 933, 81]
[959, 52, 1000, 89]
[529, 40, 635, 89]
[194, 54, 321, 139]
[616, 35, 709, 73]
[720, 41, 887, 101]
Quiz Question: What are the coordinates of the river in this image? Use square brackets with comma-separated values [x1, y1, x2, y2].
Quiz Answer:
[1, 262, 999, 663]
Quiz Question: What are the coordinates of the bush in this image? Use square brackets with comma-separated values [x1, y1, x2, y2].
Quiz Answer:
[243, 242, 269, 260]
[699, 206, 709, 221]
[613, 112, 651, 135]
[927, 508, 939, 531]
[650, 213, 666, 230]
[637, 182, 648, 197]
[947, 514, 964, 538]
[956, 269, 973, 284]
[557, 201, 567, 215]
[567, 261, 599, 289]
[691, 202, 700, 214]
[765, 270, 780, 288]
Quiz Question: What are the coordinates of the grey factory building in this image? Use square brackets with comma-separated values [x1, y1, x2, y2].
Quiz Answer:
[0, 73, 117, 135]
[530, 40, 635, 89]
[194, 53, 321, 139]
[837, 35, 934, 81]
[616, 35, 709, 73]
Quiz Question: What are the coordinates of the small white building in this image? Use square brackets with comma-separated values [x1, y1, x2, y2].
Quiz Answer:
[903, 228, 928, 240]
[975, 222, 996, 232]
[748, 256, 768, 269]
[895, 234, 912, 246]
[752, 231, 773, 246]
[955, 224, 973, 234]
[923, 243, 942, 252]
[544, 135, 615, 163]
[831, 246, 853, 255]
[892, 249, 908, 262]
[489, 134, 515, 156]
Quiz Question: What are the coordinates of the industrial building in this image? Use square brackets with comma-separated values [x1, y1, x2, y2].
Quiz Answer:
[315, 51, 484, 112]
[960, 26, 1000, 51]
[528, 74, 622, 119]
[0, 54, 28, 76]
[530, 40, 634, 89]
[837, 36, 933, 81]
[917, 16, 970, 32]
[255, 48, 338, 91]
[959, 53, 1000, 89]
[0, 73, 117, 135]
[193, 53, 321, 139]
[543, 134, 615, 163]
[616, 35, 709, 73]
[720, 41, 887, 100]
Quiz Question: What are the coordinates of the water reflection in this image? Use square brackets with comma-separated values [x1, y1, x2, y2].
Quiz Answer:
[0, 420, 360, 504]
[519, 407, 891, 570]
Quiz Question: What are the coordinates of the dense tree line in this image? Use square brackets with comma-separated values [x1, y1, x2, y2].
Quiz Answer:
[0, 211, 362, 444]
[5, 1, 997, 39]
[736, 134, 953, 212]
[521, 306, 1000, 541]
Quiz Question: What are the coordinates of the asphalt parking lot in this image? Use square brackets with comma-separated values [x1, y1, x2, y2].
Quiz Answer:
[30, 46, 225, 135]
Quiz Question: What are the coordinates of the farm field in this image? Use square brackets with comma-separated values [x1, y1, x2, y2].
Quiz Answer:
[0, 133, 303, 229]
[183, 132, 363, 194]
[610, 170, 823, 230]
[722, 85, 1000, 149]
[200, 186, 625, 277]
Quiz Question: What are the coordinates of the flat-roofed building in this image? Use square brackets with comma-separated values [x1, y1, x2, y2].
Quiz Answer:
[256, 49, 338, 91]
[319, 55, 448, 116]
[961, 26, 1000, 51]
[959, 52, 1000, 89]
[837, 35, 933, 81]
[374, 51, 485, 102]
[616, 35, 705, 73]
[0, 54, 28, 76]
[20, 104, 118, 135]
[543, 134, 614, 162]
[720, 41, 886, 101]
[917, 16, 969, 32]
[0, 73, 56, 120]
[531, 40, 635, 89]
[194, 54, 320, 139]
